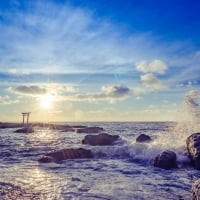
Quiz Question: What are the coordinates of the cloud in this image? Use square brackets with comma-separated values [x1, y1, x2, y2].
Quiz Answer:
[0, 1, 173, 74]
[0, 95, 18, 105]
[102, 85, 131, 98]
[140, 73, 167, 90]
[65, 85, 132, 103]
[9, 85, 47, 96]
[136, 59, 167, 74]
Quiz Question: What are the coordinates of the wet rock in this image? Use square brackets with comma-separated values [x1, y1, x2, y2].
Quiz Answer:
[77, 126, 104, 133]
[192, 179, 200, 200]
[82, 133, 119, 146]
[154, 150, 177, 170]
[186, 133, 200, 169]
[0, 123, 23, 129]
[14, 126, 34, 133]
[136, 134, 151, 143]
[38, 156, 54, 163]
[38, 148, 93, 163]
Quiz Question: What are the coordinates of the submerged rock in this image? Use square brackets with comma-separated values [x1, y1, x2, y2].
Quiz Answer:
[82, 133, 119, 146]
[38, 148, 93, 163]
[186, 133, 200, 169]
[192, 179, 200, 200]
[14, 126, 34, 133]
[77, 127, 104, 133]
[154, 150, 177, 170]
[136, 134, 151, 143]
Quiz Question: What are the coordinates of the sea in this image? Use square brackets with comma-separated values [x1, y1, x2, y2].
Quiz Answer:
[0, 90, 200, 200]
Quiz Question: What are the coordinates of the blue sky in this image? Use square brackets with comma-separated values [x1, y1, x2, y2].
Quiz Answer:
[0, 0, 200, 122]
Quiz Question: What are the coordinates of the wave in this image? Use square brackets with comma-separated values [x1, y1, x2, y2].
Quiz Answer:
[91, 90, 200, 166]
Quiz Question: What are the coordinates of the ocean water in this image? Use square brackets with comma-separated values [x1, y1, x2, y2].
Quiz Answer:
[0, 121, 199, 200]
[0, 90, 200, 200]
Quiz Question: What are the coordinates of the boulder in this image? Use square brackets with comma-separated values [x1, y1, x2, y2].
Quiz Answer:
[154, 150, 177, 170]
[192, 179, 200, 200]
[14, 126, 34, 133]
[136, 134, 151, 143]
[38, 148, 93, 163]
[82, 133, 119, 146]
[186, 133, 200, 169]
[77, 127, 104, 133]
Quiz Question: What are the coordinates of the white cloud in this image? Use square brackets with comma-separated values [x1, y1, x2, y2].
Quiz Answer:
[136, 59, 167, 74]
[65, 85, 77, 93]
[8, 68, 17, 74]
[0, 95, 18, 105]
[140, 73, 167, 90]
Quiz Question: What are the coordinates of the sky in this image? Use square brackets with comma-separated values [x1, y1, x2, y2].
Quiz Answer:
[0, 0, 200, 122]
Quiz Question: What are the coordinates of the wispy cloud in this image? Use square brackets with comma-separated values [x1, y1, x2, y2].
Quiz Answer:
[65, 85, 132, 103]
[0, 95, 18, 105]
[0, 1, 186, 76]
[9, 85, 47, 96]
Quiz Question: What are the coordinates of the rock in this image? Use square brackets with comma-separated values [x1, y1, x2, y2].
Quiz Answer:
[192, 179, 200, 200]
[38, 156, 54, 163]
[77, 127, 104, 133]
[14, 126, 34, 133]
[192, 179, 200, 199]
[154, 150, 177, 170]
[0, 123, 23, 129]
[136, 134, 151, 143]
[38, 148, 93, 163]
[186, 133, 200, 169]
[82, 133, 119, 146]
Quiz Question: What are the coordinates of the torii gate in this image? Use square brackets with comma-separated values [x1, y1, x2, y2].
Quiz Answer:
[21, 112, 31, 124]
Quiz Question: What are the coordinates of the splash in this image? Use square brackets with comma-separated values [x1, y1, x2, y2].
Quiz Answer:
[173, 90, 200, 141]
[128, 90, 200, 163]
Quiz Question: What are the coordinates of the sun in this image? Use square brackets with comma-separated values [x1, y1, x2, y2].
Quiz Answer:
[39, 94, 55, 109]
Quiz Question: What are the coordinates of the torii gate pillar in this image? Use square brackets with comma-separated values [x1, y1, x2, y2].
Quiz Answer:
[22, 112, 31, 124]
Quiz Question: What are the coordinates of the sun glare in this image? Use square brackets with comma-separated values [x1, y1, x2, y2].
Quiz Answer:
[39, 94, 55, 109]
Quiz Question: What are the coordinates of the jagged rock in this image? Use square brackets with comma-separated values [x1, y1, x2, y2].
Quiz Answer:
[186, 133, 200, 169]
[136, 134, 151, 143]
[192, 179, 200, 200]
[154, 150, 177, 170]
[38, 148, 93, 163]
[14, 126, 34, 133]
[82, 133, 119, 146]
[77, 127, 104, 133]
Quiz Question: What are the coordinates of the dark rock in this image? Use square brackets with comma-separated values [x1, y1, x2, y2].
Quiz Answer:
[38, 156, 54, 163]
[82, 133, 119, 146]
[38, 148, 93, 163]
[77, 126, 104, 133]
[192, 179, 200, 200]
[154, 150, 177, 170]
[186, 133, 200, 169]
[14, 126, 34, 133]
[136, 134, 151, 143]
[0, 123, 23, 129]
